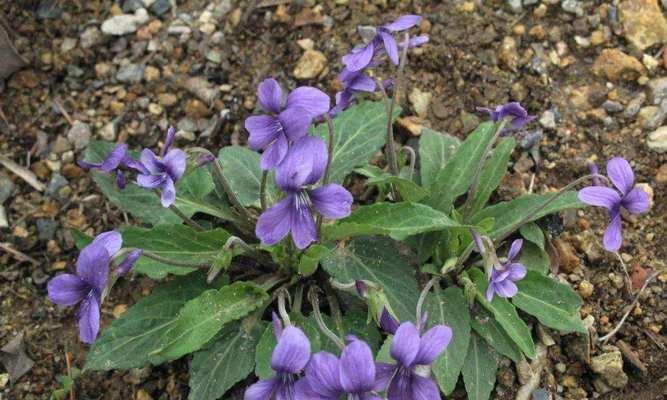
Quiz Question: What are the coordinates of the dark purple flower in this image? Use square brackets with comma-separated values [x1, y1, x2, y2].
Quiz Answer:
[486, 239, 527, 301]
[330, 68, 377, 117]
[376, 321, 452, 400]
[342, 15, 423, 71]
[477, 102, 535, 129]
[47, 231, 138, 343]
[245, 78, 330, 170]
[78, 143, 131, 188]
[255, 136, 353, 249]
[295, 338, 381, 400]
[135, 141, 186, 207]
[244, 319, 311, 400]
[578, 157, 650, 251]
[116, 249, 142, 276]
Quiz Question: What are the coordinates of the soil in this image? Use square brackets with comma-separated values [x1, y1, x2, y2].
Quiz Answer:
[0, 1, 666, 399]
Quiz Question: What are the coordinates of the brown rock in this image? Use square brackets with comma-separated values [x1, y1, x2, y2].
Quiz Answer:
[293, 50, 327, 79]
[554, 238, 581, 273]
[656, 163, 667, 183]
[591, 351, 628, 389]
[499, 36, 518, 70]
[619, 0, 667, 50]
[592, 49, 645, 81]
[397, 116, 424, 136]
[184, 99, 209, 118]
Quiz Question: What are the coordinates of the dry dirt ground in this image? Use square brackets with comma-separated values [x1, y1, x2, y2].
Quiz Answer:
[0, 0, 666, 399]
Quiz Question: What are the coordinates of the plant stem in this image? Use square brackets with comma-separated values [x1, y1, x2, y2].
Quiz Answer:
[461, 119, 508, 220]
[141, 249, 211, 268]
[316, 115, 337, 234]
[168, 203, 204, 231]
[309, 287, 345, 350]
[384, 32, 410, 178]
[416, 276, 438, 325]
[400, 145, 416, 181]
[260, 170, 268, 211]
[277, 289, 292, 326]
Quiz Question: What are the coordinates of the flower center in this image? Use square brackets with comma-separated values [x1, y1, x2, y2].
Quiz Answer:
[278, 373, 296, 400]
[294, 190, 312, 211]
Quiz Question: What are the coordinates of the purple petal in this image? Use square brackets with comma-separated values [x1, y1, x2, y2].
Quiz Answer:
[606, 157, 634, 195]
[578, 186, 622, 210]
[380, 308, 400, 335]
[603, 213, 623, 252]
[340, 340, 376, 393]
[290, 201, 317, 249]
[163, 149, 187, 181]
[387, 372, 411, 400]
[413, 325, 453, 365]
[92, 230, 123, 256]
[272, 311, 284, 340]
[294, 379, 323, 400]
[261, 133, 289, 171]
[76, 243, 110, 291]
[162, 126, 176, 156]
[271, 326, 311, 373]
[100, 144, 128, 172]
[310, 184, 353, 220]
[383, 14, 422, 31]
[246, 115, 281, 151]
[485, 283, 495, 302]
[507, 263, 527, 281]
[275, 136, 327, 190]
[374, 362, 396, 392]
[406, 35, 429, 48]
[303, 352, 342, 399]
[123, 158, 149, 174]
[115, 170, 127, 189]
[342, 43, 375, 72]
[507, 239, 523, 262]
[244, 377, 278, 400]
[137, 173, 166, 189]
[256, 195, 294, 246]
[116, 249, 142, 276]
[77, 160, 102, 170]
[303, 137, 329, 185]
[623, 187, 650, 214]
[47, 274, 89, 305]
[78, 294, 100, 344]
[140, 149, 164, 175]
[160, 177, 176, 207]
[348, 73, 376, 92]
[390, 322, 420, 367]
[494, 280, 518, 298]
[380, 31, 399, 65]
[257, 78, 284, 114]
[286, 87, 331, 118]
[409, 375, 442, 400]
[278, 107, 311, 142]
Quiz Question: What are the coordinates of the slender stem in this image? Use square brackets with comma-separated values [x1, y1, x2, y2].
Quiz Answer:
[277, 289, 292, 326]
[225, 236, 274, 266]
[374, 77, 399, 201]
[325, 286, 345, 338]
[169, 203, 204, 231]
[140, 249, 211, 267]
[400, 146, 416, 181]
[260, 170, 268, 211]
[613, 251, 632, 288]
[323, 114, 336, 186]
[309, 287, 345, 350]
[416, 277, 438, 324]
[461, 119, 508, 220]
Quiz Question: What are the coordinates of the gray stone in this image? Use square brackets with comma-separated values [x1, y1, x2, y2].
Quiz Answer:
[116, 63, 145, 83]
[150, 0, 172, 16]
[591, 351, 628, 389]
[0, 173, 15, 203]
[539, 110, 556, 129]
[0, 206, 7, 229]
[66, 121, 91, 150]
[80, 27, 102, 49]
[101, 8, 149, 36]
[624, 93, 646, 118]
[45, 174, 68, 197]
[523, 0, 539, 4]
[531, 388, 549, 400]
[122, 0, 145, 13]
[562, 0, 584, 16]
[36, 219, 57, 240]
[637, 106, 666, 130]
[507, 0, 523, 13]
[37, 0, 62, 19]
[602, 100, 624, 113]
[648, 77, 667, 105]
[648, 126, 667, 153]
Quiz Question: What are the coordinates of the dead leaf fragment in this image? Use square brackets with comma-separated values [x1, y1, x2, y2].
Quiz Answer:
[0, 333, 35, 383]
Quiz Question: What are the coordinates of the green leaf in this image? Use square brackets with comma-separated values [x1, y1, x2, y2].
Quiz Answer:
[419, 127, 460, 188]
[188, 321, 263, 400]
[366, 174, 429, 202]
[512, 271, 586, 334]
[321, 236, 419, 321]
[469, 137, 516, 215]
[85, 274, 208, 370]
[323, 202, 465, 241]
[471, 192, 584, 240]
[155, 282, 269, 359]
[121, 224, 231, 279]
[426, 122, 496, 212]
[312, 100, 400, 183]
[425, 287, 471, 395]
[375, 335, 393, 363]
[217, 146, 279, 208]
[470, 308, 523, 363]
[519, 222, 545, 250]
[298, 244, 330, 277]
[519, 242, 550, 275]
[468, 268, 536, 358]
[462, 334, 498, 400]
[70, 229, 92, 249]
[255, 314, 321, 379]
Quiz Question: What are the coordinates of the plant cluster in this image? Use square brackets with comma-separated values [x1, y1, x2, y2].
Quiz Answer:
[47, 14, 650, 400]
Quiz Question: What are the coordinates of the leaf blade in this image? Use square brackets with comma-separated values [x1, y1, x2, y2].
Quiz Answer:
[461, 334, 498, 400]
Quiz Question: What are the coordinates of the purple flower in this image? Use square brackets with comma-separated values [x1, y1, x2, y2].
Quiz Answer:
[245, 318, 311, 400]
[486, 239, 527, 301]
[245, 78, 330, 170]
[47, 231, 139, 343]
[78, 143, 131, 188]
[377, 321, 452, 400]
[342, 15, 423, 71]
[578, 157, 650, 251]
[255, 136, 353, 249]
[295, 338, 381, 400]
[330, 68, 377, 117]
[134, 128, 187, 208]
[477, 102, 535, 129]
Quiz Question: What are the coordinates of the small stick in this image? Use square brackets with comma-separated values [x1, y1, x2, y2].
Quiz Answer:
[64, 350, 75, 400]
[260, 170, 268, 211]
[598, 271, 659, 344]
[400, 146, 416, 180]
[612, 251, 632, 290]
[0, 242, 39, 265]
[141, 249, 210, 268]
[52, 98, 74, 126]
[168, 203, 204, 231]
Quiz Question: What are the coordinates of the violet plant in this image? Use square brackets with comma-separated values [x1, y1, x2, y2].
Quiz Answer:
[46, 13, 651, 400]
